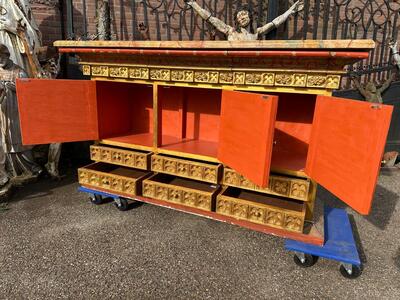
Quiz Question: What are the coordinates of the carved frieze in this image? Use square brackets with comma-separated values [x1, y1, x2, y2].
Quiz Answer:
[84, 63, 341, 89]
[223, 168, 310, 201]
[90, 145, 150, 170]
[78, 165, 143, 196]
[142, 176, 217, 211]
[151, 155, 221, 184]
[216, 188, 306, 233]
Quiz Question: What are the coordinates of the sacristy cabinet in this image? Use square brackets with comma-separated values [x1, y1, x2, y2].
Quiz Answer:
[16, 40, 393, 245]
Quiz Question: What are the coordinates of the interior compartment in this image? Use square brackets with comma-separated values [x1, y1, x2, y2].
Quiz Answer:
[271, 93, 317, 172]
[97, 81, 153, 147]
[84, 162, 151, 179]
[148, 173, 218, 193]
[158, 86, 221, 158]
[221, 186, 305, 212]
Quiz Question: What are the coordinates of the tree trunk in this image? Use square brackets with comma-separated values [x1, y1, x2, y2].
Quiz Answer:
[96, 0, 111, 40]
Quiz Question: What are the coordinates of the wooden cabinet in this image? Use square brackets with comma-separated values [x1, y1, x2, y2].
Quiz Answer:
[16, 40, 393, 243]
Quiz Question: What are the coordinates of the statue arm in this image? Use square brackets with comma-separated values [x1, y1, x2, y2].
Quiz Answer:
[352, 76, 367, 97]
[389, 40, 400, 69]
[257, 0, 303, 35]
[378, 73, 395, 93]
[186, 1, 232, 35]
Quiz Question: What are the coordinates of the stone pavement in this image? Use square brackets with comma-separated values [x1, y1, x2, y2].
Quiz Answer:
[0, 169, 399, 299]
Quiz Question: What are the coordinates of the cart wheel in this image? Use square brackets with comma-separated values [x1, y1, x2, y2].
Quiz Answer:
[293, 253, 318, 268]
[339, 264, 361, 279]
[90, 194, 103, 205]
[114, 197, 129, 211]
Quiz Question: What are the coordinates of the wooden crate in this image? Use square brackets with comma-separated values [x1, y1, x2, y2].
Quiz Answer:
[143, 173, 220, 211]
[216, 186, 306, 233]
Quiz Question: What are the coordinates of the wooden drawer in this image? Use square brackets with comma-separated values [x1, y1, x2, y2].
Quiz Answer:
[223, 168, 311, 201]
[78, 162, 152, 196]
[216, 186, 306, 233]
[142, 173, 220, 211]
[151, 154, 222, 184]
[90, 145, 151, 170]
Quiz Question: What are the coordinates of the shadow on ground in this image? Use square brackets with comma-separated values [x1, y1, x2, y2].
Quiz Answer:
[316, 184, 399, 230]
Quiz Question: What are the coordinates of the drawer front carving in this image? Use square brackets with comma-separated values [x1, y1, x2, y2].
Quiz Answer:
[223, 168, 310, 201]
[142, 177, 216, 211]
[91, 145, 150, 170]
[151, 155, 221, 184]
[78, 165, 146, 196]
[216, 190, 305, 233]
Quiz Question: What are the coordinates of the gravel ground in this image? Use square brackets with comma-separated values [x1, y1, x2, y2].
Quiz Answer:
[0, 169, 399, 299]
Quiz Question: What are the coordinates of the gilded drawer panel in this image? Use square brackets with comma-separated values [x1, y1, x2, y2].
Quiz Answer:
[216, 187, 306, 233]
[223, 168, 310, 201]
[78, 162, 151, 196]
[142, 174, 219, 211]
[151, 154, 222, 184]
[91, 145, 151, 170]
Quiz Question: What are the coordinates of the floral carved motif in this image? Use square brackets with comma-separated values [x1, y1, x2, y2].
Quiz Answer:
[91, 66, 109, 77]
[82, 65, 91, 76]
[150, 69, 170, 80]
[129, 67, 149, 79]
[90, 146, 149, 170]
[307, 75, 327, 87]
[109, 67, 129, 78]
[171, 70, 194, 82]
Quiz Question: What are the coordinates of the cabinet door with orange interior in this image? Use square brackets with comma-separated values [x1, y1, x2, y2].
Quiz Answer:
[218, 90, 278, 188]
[16, 78, 99, 145]
[305, 95, 393, 215]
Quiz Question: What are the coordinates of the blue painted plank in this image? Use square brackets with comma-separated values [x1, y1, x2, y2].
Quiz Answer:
[285, 206, 361, 266]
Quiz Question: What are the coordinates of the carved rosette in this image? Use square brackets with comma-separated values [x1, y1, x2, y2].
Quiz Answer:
[82, 65, 91, 76]
[142, 177, 215, 211]
[78, 167, 141, 196]
[216, 193, 305, 232]
[82, 63, 342, 89]
[223, 168, 310, 201]
[151, 155, 221, 184]
[90, 146, 150, 170]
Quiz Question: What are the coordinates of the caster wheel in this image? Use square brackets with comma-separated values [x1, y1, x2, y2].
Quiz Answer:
[114, 197, 129, 211]
[293, 253, 318, 268]
[90, 194, 103, 205]
[339, 264, 361, 279]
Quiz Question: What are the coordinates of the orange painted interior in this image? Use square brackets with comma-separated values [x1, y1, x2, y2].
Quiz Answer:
[16, 79, 99, 145]
[306, 95, 393, 215]
[271, 93, 316, 171]
[97, 81, 153, 145]
[158, 86, 221, 157]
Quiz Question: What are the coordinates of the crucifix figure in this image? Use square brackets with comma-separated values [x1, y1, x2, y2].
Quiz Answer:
[184, 0, 304, 41]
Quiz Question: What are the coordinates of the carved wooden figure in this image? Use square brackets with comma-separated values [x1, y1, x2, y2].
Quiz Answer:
[185, 0, 304, 41]
[0, 44, 41, 196]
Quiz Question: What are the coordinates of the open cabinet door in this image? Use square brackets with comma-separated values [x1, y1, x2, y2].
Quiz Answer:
[306, 95, 393, 215]
[16, 79, 99, 145]
[218, 90, 278, 187]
